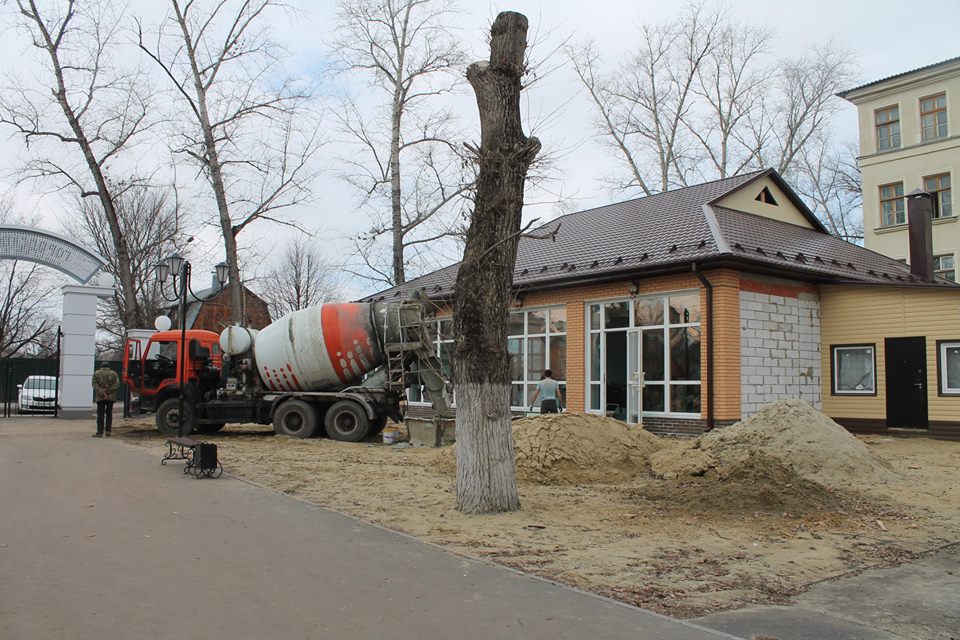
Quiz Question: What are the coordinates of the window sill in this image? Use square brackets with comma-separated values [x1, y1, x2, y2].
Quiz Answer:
[932, 215, 957, 225]
[874, 223, 908, 235]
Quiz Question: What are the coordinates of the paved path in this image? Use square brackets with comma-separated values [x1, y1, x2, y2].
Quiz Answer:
[0, 419, 739, 640]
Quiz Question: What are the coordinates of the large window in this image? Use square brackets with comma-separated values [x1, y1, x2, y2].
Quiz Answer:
[875, 105, 901, 150]
[920, 93, 948, 141]
[880, 182, 905, 227]
[831, 345, 876, 395]
[587, 293, 701, 419]
[924, 173, 952, 218]
[509, 307, 567, 409]
[407, 309, 568, 409]
[934, 254, 956, 282]
[939, 341, 960, 395]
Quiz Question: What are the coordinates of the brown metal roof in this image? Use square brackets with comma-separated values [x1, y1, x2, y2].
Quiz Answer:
[362, 170, 958, 302]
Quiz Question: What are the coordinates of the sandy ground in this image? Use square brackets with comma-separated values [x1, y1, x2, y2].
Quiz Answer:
[115, 417, 960, 619]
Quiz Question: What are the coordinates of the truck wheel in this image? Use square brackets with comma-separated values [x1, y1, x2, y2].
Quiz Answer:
[369, 417, 387, 435]
[156, 398, 196, 437]
[325, 400, 370, 442]
[273, 400, 319, 438]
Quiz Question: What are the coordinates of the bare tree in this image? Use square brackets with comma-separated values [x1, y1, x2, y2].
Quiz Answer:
[62, 183, 189, 349]
[137, 0, 322, 324]
[568, 2, 856, 202]
[790, 137, 863, 243]
[0, 0, 151, 328]
[453, 11, 540, 514]
[0, 259, 59, 358]
[334, 0, 470, 287]
[257, 236, 345, 318]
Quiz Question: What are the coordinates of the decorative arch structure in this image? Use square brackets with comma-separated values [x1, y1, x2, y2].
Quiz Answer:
[0, 225, 114, 419]
[0, 225, 106, 283]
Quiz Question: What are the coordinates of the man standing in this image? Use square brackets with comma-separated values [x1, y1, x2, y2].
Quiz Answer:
[529, 369, 564, 414]
[92, 364, 119, 437]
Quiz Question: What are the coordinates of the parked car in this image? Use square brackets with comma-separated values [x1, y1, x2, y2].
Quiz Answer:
[18, 375, 58, 414]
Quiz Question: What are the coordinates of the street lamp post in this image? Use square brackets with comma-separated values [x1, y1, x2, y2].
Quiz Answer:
[155, 254, 230, 437]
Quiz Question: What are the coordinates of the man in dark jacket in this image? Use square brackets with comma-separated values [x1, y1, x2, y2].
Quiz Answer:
[92, 365, 119, 437]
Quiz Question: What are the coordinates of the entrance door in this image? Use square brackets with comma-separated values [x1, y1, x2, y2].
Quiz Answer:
[885, 337, 928, 429]
[626, 330, 643, 424]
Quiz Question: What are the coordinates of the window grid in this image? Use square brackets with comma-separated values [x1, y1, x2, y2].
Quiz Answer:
[875, 105, 901, 150]
[924, 173, 952, 218]
[934, 254, 956, 282]
[587, 292, 701, 417]
[509, 307, 567, 410]
[920, 93, 948, 141]
[879, 182, 905, 226]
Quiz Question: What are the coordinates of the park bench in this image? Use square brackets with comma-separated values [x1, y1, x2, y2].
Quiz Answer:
[162, 437, 222, 479]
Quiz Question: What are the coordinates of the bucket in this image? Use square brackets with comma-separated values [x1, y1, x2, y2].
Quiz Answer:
[382, 427, 400, 444]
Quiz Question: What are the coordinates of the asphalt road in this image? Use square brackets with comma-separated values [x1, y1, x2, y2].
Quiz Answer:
[0, 419, 740, 640]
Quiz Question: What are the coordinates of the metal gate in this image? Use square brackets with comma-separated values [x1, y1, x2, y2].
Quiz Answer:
[0, 328, 62, 417]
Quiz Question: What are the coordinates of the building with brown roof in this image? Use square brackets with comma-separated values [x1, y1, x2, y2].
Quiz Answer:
[166, 279, 272, 334]
[368, 169, 960, 440]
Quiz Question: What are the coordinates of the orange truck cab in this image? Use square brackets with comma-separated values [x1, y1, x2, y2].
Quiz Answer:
[123, 330, 223, 417]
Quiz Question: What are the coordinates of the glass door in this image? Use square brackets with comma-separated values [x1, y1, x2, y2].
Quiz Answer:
[626, 329, 643, 424]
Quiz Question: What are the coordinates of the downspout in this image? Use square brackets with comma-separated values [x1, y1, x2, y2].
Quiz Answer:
[692, 263, 715, 431]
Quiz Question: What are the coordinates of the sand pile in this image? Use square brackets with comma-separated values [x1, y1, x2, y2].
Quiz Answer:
[436, 413, 661, 485]
[653, 399, 897, 491]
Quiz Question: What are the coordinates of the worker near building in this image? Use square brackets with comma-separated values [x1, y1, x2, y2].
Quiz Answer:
[91, 364, 119, 437]
[529, 369, 564, 414]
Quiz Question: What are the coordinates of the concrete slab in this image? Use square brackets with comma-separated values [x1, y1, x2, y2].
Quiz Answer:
[0, 419, 740, 640]
[695, 545, 960, 640]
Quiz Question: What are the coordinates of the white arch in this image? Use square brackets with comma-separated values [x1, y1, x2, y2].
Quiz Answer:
[0, 224, 106, 283]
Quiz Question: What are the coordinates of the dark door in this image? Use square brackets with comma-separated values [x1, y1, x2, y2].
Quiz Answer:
[885, 337, 928, 429]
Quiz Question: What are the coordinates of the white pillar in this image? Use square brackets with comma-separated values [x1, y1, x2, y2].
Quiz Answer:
[59, 284, 115, 419]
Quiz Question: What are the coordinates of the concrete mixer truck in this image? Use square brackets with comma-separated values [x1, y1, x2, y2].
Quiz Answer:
[121, 297, 450, 442]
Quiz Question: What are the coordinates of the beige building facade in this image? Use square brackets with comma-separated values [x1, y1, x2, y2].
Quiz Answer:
[840, 57, 960, 282]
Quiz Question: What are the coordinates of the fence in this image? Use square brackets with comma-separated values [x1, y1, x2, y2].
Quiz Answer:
[0, 356, 128, 418]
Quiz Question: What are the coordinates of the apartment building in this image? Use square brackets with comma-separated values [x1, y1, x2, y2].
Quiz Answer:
[840, 57, 960, 282]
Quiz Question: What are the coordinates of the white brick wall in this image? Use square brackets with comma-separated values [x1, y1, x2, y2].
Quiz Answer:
[740, 290, 821, 418]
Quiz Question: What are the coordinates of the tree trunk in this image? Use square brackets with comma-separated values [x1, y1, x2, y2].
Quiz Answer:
[452, 12, 540, 515]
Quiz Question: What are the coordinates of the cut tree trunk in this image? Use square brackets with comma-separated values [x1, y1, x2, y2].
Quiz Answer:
[452, 11, 540, 515]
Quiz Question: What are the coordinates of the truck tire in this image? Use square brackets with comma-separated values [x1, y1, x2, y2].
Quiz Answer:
[273, 400, 319, 438]
[369, 417, 387, 435]
[156, 398, 196, 437]
[325, 400, 370, 442]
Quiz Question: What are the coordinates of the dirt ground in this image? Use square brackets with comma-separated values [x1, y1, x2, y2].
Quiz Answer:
[115, 414, 960, 619]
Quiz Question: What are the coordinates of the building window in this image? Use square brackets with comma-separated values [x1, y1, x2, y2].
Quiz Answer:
[587, 292, 701, 420]
[509, 307, 567, 409]
[920, 93, 948, 141]
[939, 341, 960, 395]
[875, 105, 900, 150]
[406, 318, 454, 404]
[755, 186, 778, 205]
[879, 182, 905, 226]
[923, 173, 952, 218]
[934, 254, 956, 282]
[831, 345, 876, 395]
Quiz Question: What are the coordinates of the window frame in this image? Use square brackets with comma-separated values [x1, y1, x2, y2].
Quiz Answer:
[937, 340, 960, 396]
[920, 93, 948, 142]
[879, 182, 906, 227]
[508, 306, 567, 410]
[934, 254, 956, 282]
[586, 290, 702, 419]
[923, 173, 952, 219]
[874, 104, 901, 151]
[830, 344, 877, 396]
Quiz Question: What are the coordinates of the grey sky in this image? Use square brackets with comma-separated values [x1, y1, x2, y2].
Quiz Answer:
[1, 0, 957, 298]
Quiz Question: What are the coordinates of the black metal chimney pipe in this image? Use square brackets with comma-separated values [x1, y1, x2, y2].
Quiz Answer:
[907, 189, 935, 281]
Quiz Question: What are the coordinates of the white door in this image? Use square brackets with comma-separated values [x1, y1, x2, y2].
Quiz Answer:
[626, 329, 643, 424]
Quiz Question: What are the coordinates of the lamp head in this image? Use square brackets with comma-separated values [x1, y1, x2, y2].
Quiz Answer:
[154, 261, 170, 283]
[167, 253, 185, 276]
[215, 261, 229, 286]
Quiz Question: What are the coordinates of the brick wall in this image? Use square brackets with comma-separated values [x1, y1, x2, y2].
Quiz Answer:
[171, 286, 272, 333]
[642, 416, 737, 438]
[739, 278, 821, 418]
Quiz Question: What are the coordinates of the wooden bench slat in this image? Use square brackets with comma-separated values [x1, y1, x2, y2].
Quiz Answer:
[167, 437, 199, 447]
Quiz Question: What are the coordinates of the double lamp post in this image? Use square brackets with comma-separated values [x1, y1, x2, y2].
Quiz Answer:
[154, 253, 230, 437]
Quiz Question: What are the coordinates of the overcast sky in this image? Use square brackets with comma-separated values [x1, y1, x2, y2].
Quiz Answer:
[1, 0, 957, 299]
